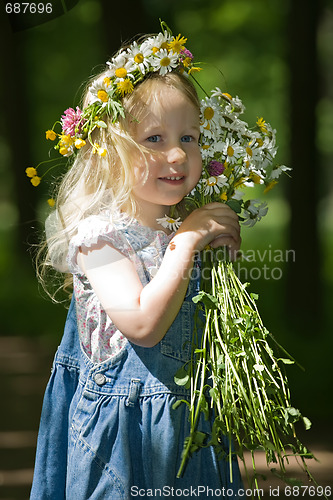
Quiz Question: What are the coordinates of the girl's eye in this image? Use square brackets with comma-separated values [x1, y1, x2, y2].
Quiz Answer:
[147, 135, 161, 143]
[181, 135, 193, 143]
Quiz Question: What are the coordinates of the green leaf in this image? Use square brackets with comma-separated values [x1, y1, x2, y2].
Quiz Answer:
[226, 199, 242, 214]
[192, 431, 207, 447]
[302, 416, 312, 430]
[192, 291, 219, 309]
[172, 399, 190, 410]
[233, 318, 243, 324]
[279, 358, 295, 365]
[285, 406, 301, 424]
[174, 366, 190, 386]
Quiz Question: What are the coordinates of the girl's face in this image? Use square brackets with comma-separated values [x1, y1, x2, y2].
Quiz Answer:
[131, 84, 202, 225]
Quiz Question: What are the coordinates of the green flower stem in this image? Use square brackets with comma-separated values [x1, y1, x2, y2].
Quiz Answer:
[174, 250, 320, 494]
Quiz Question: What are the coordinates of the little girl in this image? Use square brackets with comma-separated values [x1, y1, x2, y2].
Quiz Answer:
[31, 27, 243, 499]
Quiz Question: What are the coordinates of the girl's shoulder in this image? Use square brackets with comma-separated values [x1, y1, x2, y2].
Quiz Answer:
[67, 211, 134, 274]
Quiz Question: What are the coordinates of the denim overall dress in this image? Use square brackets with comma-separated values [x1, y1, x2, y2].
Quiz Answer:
[30, 215, 243, 499]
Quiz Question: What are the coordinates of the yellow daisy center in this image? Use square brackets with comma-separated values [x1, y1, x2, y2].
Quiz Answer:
[103, 77, 111, 87]
[227, 145, 234, 157]
[160, 42, 169, 50]
[208, 177, 218, 186]
[160, 57, 171, 67]
[97, 90, 109, 102]
[204, 107, 214, 120]
[115, 67, 127, 79]
[246, 146, 253, 157]
[134, 53, 144, 64]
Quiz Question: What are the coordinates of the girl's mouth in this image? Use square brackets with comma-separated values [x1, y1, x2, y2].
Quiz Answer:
[159, 176, 185, 185]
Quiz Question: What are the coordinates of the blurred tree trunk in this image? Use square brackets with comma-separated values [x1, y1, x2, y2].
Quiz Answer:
[0, 13, 39, 258]
[287, 0, 323, 332]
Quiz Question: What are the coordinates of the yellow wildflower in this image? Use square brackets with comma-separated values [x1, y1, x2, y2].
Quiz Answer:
[98, 147, 107, 157]
[117, 78, 134, 97]
[92, 143, 107, 156]
[47, 198, 56, 207]
[26, 167, 37, 178]
[46, 129, 57, 141]
[31, 176, 41, 187]
[250, 172, 261, 184]
[182, 57, 192, 68]
[222, 92, 232, 100]
[168, 34, 187, 54]
[257, 117, 268, 134]
[188, 66, 202, 75]
[220, 192, 228, 201]
[235, 177, 246, 188]
[75, 139, 86, 149]
[264, 180, 278, 193]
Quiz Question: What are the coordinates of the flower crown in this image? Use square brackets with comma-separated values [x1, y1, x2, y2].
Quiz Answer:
[25, 22, 202, 190]
[26, 21, 290, 226]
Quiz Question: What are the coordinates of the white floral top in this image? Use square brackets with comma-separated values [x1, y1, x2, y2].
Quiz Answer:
[67, 212, 174, 364]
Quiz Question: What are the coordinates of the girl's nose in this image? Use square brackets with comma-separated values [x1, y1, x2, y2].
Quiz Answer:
[166, 145, 187, 164]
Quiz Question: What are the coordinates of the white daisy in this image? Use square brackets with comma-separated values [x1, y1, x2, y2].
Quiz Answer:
[202, 175, 228, 196]
[88, 78, 111, 107]
[106, 53, 135, 81]
[242, 200, 268, 227]
[144, 32, 172, 54]
[222, 138, 244, 165]
[127, 41, 153, 75]
[268, 164, 292, 180]
[200, 97, 223, 133]
[151, 49, 179, 76]
[156, 215, 182, 231]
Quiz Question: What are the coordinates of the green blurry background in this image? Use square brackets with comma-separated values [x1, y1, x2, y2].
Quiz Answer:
[0, 0, 332, 493]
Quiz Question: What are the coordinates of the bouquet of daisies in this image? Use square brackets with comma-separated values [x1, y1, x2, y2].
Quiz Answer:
[171, 88, 316, 489]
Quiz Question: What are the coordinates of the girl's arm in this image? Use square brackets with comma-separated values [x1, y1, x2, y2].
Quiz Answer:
[78, 203, 241, 347]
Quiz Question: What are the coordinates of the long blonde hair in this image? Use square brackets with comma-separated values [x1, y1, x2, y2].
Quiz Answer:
[37, 69, 200, 301]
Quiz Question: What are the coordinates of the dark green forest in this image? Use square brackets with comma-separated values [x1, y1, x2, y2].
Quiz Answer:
[0, 0, 332, 487]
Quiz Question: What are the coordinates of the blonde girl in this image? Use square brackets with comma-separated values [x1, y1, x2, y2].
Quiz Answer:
[31, 28, 243, 499]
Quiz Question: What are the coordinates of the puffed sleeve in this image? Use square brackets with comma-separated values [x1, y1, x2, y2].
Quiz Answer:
[67, 213, 133, 275]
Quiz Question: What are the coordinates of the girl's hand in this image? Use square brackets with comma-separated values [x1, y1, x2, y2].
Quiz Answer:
[77, 203, 241, 347]
[175, 202, 241, 258]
